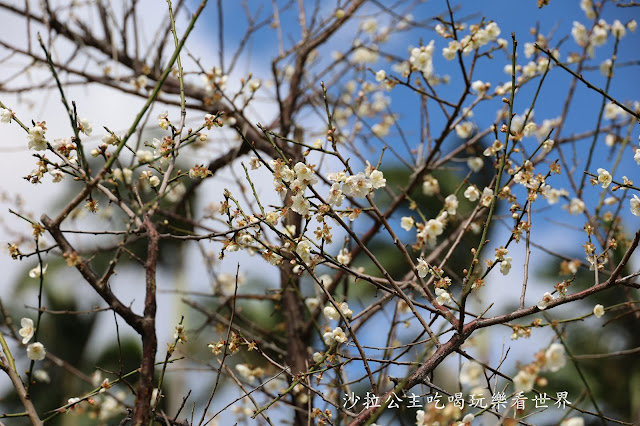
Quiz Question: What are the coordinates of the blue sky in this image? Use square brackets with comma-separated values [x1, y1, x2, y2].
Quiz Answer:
[188, 0, 640, 204]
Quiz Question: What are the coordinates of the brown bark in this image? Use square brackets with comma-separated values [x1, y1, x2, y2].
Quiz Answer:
[132, 216, 159, 426]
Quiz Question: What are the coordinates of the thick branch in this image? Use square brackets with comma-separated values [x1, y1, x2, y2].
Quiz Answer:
[41, 214, 144, 334]
[0, 351, 43, 426]
[131, 216, 159, 426]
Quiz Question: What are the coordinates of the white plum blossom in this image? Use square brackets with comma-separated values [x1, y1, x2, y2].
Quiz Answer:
[566, 198, 586, 215]
[597, 168, 612, 188]
[263, 250, 283, 266]
[544, 343, 567, 372]
[216, 273, 245, 295]
[28, 125, 47, 151]
[503, 63, 515, 75]
[485, 22, 501, 40]
[630, 195, 640, 216]
[523, 60, 538, 78]
[464, 185, 480, 202]
[581, 0, 595, 18]
[1, 108, 12, 123]
[483, 139, 504, 156]
[561, 418, 585, 426]
[572, 21, 588, 46]
[270, 160, 294, 182]
[494, 81, 512, 96]
[323, 306, 340, 321]
[480, 187, 494, 207]
[33, 369, 50, 384]
[634, 148, 640, 165]
[103, 133, 118, 145]
[294, 162, 318, 186]
[332, 327, 347, 343]
[50, 138, 71, 152]
[455, 121, 474, 139]
[326, 183, 345, 206]
[524, 42, 536, 58]
[369, 170, 386, 189]
[371, 123, 388, 137]
[542, 139, 554, 153]
[249, 157, 261, 170]
[343, 173, 372, 198]
[131, 74, 148, 90]
[600, 59, 613, 76]
[338, 302, 353, 319]
[590, 24, 608, 46]
[19, 318, 35, 344]
[323, 327, 347, 345]
[352, 46, 379, 64]
[444, 194, 458, 215]
[593, 304, 605, 318]
[291, 193, 310, 216]
[604, 103, 625, 120]
[265, 211, 280, 225]
[67, 397, 81, 409]
[29, 264, 48, 278]
[150, 138, 171, 165]
[305, 298, 319, 312]
[236, 232, 254, 246]
[500, 257, 512, 275]
[395, 14, 413, 30]
[285, 225, 297, 237]
[392, 61, 410, 77]
[401, 216, 415, 231]
[471, 80, 486, 93]
[296, 240, 312, 264]
[522, 121, 536, 136]
[537, 292, 555, 310]
[235, 364, 257, 381]
[442, 40, 460, 60]
[423, 218, 444, 238]
[78, 118, 92, 136]
[416, 258, 429, 278]
[50, 169, 64, 183]
[536, 117, 560, 138]
[467, 157, 483, 172]
[318, 275, 332, 287]
[137, 150, 154, 163]
[113, 168, 133, 185]
[371, 93, 390, 112]
[336, 248, 351, 265]
[375, 70, 386, 82]
[542, 186, 567, 205]
[459, 361, 483, 387]
[514, 170, 527, 186]
[157, 111, 170, 129]
[27, 342, 46, 361]
[409, 41, 435, 77]
[513, 369, 536, 393]
[435, 288, 451, 305]
[422, 175, 439, 196]
[360, 18, 377, 34]
[248, 79, 261, 92]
